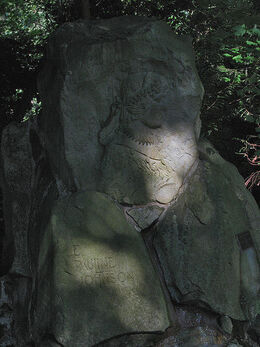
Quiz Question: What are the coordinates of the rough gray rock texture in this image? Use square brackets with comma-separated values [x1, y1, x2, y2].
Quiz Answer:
[95, 333, 162, 347]
[0, 122, 33, 277]
[0, 15, 260, 347]
[0, 276, 15, 347]
[32, 191, 169, 346]
[219, 315, 233, 335]
[0, 120, 59, 346]
[154, 138, 260, 322]
[126, 205, 165, 231]
[155, 326, 229, 346]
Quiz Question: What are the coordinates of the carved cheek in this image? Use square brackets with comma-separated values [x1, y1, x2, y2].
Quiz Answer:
[141, 111, 163, 129]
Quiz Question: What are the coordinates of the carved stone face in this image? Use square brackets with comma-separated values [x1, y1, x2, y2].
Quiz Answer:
[37, 19, 204, 202]
[99, 72, 201, 205]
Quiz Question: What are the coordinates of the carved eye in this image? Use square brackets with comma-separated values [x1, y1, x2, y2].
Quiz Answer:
[141, 112, 162, 129]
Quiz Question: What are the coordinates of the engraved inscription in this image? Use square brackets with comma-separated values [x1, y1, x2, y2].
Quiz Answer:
[69, 245, 135, 288]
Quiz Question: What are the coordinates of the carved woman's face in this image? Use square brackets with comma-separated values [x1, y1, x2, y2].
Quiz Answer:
[99, 73, 201, 205]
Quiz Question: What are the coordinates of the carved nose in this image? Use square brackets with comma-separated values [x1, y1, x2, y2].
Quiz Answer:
[141, 112, 162, 129]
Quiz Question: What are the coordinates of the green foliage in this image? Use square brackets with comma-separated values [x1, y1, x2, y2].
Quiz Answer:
[21, 97, 42, 123]
[0, 0, 56, 41]
[0, 0, 59, 126]
[219, 27, 260, 126]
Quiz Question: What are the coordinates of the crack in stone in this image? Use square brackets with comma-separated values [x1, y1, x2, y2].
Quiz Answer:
[115, 142, 164, 163]
[142, 224, 180, 326]
[172, 157, 199, 202]
[187, 206, 207, 225]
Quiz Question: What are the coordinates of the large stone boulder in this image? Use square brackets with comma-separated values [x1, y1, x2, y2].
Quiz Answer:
[0, 15, 260, 347]
[32, 191, 169, 346]
[154, 138, 260, 321]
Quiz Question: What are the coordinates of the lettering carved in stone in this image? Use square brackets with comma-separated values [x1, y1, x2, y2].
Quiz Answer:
[70, 245, 135, 288]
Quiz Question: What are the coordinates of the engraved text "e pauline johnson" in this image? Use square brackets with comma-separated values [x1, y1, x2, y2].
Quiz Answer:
[70, 245, 135, 288]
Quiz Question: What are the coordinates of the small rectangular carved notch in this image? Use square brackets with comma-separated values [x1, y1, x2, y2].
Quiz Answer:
[237, 231, 254, 250]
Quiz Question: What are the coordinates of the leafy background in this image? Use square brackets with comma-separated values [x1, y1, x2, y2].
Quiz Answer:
[0, 0, 259, 203]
